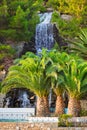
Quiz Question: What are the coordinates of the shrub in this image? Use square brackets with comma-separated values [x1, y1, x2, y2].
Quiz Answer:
[51, 11, 80, 39]
[58, 114, 73, 127]
[79, 109, 87, 116]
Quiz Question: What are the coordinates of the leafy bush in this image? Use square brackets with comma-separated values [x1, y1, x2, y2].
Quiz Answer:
[0, 43, 15, 71]
[51, 11, 80, 39]
[58, 114, 73, 127]
[47, 0, 86, 18]
[47, 0, 60, 10]
[79, 109, 87, 116]
[0, 43, 15, 57]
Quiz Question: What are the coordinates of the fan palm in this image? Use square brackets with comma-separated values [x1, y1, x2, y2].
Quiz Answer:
[53, 75, 65, 115]
[47, 51, 70, 115]
[62, 58, 87, 116]
[48, 51, 87, 116]
[1, 51, 52, 116]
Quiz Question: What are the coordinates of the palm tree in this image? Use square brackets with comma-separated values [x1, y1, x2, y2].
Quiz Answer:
[47, 65, 65, 116]
[62, 58, 87, 116]
[48, 51, 87, 116]
[47, 51, 70, 115]
[53, 76, 65, 116]
[1, 51, 52, 116]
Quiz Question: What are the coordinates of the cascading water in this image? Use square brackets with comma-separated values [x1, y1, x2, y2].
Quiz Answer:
[18, 90, 31, 108]
[35, 12, 54, 53]
[35, 12, 54, 108]
[4, 97, 11, 108]
[3, 89, 35, 108]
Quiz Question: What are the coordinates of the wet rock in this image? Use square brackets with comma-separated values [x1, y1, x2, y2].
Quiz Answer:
[53, 24, 68, 49]
[19, 37, 36, 57]
[3, 88, 35, 108]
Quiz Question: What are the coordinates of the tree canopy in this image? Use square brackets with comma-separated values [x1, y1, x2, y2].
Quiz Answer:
[0, 0, 86, 42]
[0, 0, 44, 42]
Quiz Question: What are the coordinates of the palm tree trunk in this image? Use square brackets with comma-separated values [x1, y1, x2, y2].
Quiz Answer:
[36, 96, 49, 116]
[68, 97, 81, 117]
[55, 95, 64, 116]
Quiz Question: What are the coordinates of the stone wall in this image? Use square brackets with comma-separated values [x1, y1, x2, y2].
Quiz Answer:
[80, 100, 87, 110]
[0, 117, 87, 129]
[0, 123, 87, 130]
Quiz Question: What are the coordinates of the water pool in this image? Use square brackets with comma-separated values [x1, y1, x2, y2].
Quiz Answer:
[0, 117, 58, 123]
[0, 119, 28, 122]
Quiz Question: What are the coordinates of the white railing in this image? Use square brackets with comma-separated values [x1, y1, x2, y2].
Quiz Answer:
[27, 117, 58, 123]
[0, 108, 35, 120]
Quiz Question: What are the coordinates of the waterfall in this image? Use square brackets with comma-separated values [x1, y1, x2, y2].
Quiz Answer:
[4, 97, 11, 108]
[35, 12, 54, 53]
[3, 89, 34, 108]
[18, 90, 31, 108]
[35, 12, 54, 109]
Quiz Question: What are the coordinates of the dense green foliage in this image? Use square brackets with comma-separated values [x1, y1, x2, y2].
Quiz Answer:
[46, 50, 87, 99]
[0, 43, 15, 70]
[47, 0, 87, 18]
[61, 58, 87, 99]
[51, 11, 81, 39]
[1, 50, 52, 96]
[58, 114, 73, 127]
[49, 0, 87, 39]
[0, 0, 44, 42]
[0, 44, 15, 59]
[69, 29, 87, 59]
[80, 109, 87, 116]
[0, 0, 86, 42]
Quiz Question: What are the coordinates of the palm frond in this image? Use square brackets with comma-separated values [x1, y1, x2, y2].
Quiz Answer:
[69, 29, 87, 59]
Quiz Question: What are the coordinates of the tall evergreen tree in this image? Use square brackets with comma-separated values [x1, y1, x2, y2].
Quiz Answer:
[0, 0, 43, 42]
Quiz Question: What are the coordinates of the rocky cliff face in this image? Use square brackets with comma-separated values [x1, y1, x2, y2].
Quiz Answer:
[19, 37, 36, 57]
[53, 24, 68, 49]
[3, 57, 13, 72]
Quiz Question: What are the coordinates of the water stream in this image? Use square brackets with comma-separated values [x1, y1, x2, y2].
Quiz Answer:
[17, 90, 31, 108]
[35, 12, 54, 53]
